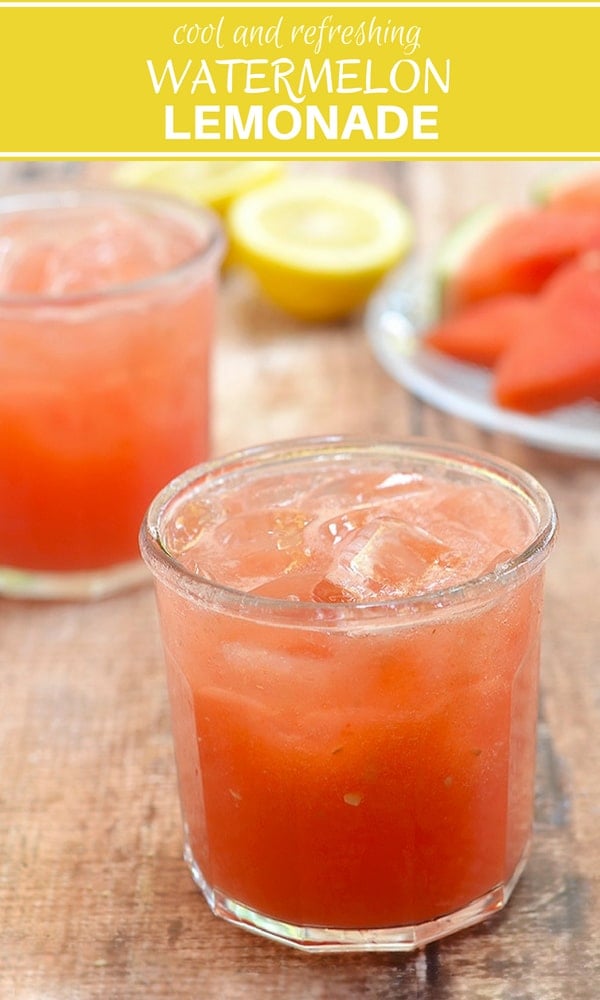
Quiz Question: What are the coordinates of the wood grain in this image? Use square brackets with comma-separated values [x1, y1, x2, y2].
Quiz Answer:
[1, 162, 599, 999]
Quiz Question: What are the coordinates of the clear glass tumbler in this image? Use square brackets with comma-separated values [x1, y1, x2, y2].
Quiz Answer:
[0, 187, 224, 599]
[140, 436, 557, 952]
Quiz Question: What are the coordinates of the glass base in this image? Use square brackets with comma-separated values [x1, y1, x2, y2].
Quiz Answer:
[184, 842, 528, 953]
[0, 558, 150, 601]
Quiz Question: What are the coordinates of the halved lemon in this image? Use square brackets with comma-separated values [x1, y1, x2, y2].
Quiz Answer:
[228, 176, 414, 321]
[111, 160, 285, 216]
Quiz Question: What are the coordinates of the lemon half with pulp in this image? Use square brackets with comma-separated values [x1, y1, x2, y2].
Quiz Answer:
[228, 176, 414, 321]
[112, 160, 284, 216]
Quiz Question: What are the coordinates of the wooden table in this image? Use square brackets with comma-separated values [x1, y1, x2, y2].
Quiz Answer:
[1, 163, 599, 999]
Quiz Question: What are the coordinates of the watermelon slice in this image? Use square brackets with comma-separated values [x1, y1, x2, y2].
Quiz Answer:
[539, 171, 600, 211]
[494, 255, 600, 413]
[434, 204, 504, 314]
[425, 294, 537, 367]
[442, 206, 600, 315]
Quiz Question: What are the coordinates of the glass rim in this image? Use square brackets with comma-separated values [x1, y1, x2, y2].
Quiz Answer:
[0, 185, 225, 309]
[140, 435, 558, 625]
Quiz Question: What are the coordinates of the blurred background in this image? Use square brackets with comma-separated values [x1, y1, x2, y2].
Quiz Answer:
[2, 157, 597, 456]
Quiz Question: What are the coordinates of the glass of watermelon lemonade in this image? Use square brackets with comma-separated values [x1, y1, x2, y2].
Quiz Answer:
[0, 187, 224, 599]
[140, 436, 557, 952]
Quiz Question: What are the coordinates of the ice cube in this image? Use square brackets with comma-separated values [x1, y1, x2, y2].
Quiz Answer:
[209, 509, 312, 589]
[420, 517, 519, 590]
[0, 203, 198, 297]
[309, 469, 431, 507]
[233, 472, 316, 511]
[163, 499, 219, 559]
[432, 484, 533, 553]
[314, 473, 435, 551]
[318, 507, 372, 546]
[42, 205, 195, 296]
[44, 209, 148, 294]
[475, 547, 516, 578]
[312, 517, 451, 602]
[216, 509, 309, 553]
[0, 212, 63, 295]
[373, 471, 431, 500]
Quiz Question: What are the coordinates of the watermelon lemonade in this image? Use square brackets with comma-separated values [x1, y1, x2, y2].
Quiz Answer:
[141, 437, 557, 951]
[0, 188, 223, 598]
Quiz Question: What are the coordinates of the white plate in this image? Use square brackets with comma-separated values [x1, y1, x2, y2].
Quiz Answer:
[366, 268, 600, 460]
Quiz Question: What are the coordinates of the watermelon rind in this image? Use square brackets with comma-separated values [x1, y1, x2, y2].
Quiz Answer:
[532, 166, 600, 205]
[433, 204, 506, 316]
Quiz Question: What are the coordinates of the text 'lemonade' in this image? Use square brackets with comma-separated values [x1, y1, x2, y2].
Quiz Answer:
[0, 188, 223, 599]
[141, 438, 557, 951]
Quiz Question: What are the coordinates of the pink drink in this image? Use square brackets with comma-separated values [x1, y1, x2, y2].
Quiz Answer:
[142, 439, 557, 951]
[0, 189, 224, 598]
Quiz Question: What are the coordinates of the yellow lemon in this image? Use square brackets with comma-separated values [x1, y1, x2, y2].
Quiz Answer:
[111, 160, 285, 216]
[227, 176, 414, 321]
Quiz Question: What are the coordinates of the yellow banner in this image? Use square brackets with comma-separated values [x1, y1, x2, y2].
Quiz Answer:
[0, 3, 599, 157]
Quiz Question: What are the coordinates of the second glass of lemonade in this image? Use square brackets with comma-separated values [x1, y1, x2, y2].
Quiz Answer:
[0, 187, 224, 599]
[141, 437, 557, 952]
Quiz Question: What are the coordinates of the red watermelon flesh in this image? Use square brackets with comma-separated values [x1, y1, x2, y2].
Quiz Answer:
[494, 255, 600, 413]
[446, 207, 600, 314]
[544, 173, 600, 211]
[425, 295, 536, 367]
